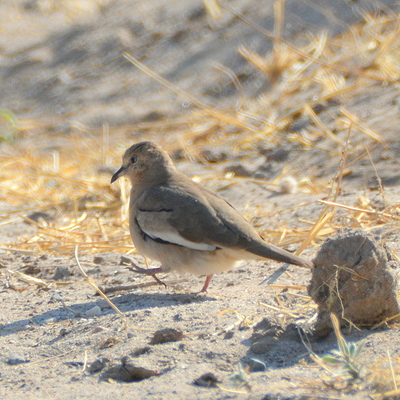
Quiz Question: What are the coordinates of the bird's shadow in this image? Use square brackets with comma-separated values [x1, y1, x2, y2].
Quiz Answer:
[0, 291, 216, 338]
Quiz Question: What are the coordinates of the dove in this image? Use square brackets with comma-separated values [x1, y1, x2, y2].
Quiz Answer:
[111, 141, 312, 292]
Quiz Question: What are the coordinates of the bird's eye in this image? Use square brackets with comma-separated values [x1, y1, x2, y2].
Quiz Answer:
[130, 156, 137, 164]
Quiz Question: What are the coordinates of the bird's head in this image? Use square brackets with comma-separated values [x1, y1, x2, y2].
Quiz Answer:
[111, 141, 174, 184]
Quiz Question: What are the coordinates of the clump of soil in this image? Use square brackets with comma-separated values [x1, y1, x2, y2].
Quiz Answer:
[193, 372, 221, 388]
[150, 328, 184, 344]
[100, 357, 159, 382]
[308, 229, 400, 334]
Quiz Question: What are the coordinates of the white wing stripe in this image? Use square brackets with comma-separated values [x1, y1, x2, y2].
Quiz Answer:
[143, 229, 217, 251]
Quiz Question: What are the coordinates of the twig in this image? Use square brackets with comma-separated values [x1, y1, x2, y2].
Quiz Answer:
[81, 350, 88, 373]
[366, 147, 386, 208]
[387, 349, 397, 391]
[318, 200, 400, 221]
[74, 245, 126, 322]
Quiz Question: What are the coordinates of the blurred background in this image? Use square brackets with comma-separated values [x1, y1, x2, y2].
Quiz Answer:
[1, 0, 399, 128]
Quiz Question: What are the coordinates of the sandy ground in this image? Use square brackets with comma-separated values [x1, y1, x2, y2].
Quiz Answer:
[2, 1, 400, 399]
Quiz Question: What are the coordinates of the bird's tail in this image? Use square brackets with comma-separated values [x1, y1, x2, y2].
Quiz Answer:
[247, 241, 313, 269]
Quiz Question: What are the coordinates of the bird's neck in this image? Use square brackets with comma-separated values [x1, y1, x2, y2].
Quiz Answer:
[129, 167, 174, 201]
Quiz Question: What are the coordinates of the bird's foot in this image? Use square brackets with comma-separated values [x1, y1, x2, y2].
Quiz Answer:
[126, 264, 167, 287]
[198, 274, 213, 293]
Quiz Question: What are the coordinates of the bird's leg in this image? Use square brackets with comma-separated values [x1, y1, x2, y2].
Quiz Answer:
[126, 259, 167, 287]
[200, 274, 213, 293]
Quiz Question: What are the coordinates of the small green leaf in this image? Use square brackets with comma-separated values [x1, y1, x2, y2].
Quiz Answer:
[322, 355, 344, 365]
[352, 340, 366, 359]
[348, 342, 357, 357]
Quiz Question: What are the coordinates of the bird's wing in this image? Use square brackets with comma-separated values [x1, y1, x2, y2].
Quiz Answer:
[135, 184, 255, 251]
[135, 183, 312, 268]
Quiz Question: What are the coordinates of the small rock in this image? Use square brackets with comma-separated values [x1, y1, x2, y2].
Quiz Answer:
[278, 176, 297, 194]
[223, 331, 234, 340]
[193, 372, 221, 388]
[7, 355, 29, 365]
[131, 346, 151, 357]
[223, 163, 252, 177]
[100, 360, 158, 382]
[43, 317, 57, 324]
[59, 328, 68, 337]
[85, 306, 102, 317]
[150, 328, 184, 344]
[93, 256, 105, 265]
[246, 358, 267, 372]
[87, 358, 110, 374]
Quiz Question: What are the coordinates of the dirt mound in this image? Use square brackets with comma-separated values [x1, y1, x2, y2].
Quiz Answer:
[308, 229, 400, 334]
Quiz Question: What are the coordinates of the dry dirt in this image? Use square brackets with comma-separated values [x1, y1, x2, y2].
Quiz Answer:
[2, 1, 400, 399]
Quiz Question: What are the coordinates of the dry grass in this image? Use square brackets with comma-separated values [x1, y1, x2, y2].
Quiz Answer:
[3, 10, 399, 256]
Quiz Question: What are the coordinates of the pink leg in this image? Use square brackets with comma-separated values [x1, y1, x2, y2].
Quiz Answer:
[200, 274, 213, 293]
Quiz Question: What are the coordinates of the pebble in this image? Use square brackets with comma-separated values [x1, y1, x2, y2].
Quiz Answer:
[43, 317, 57, 324]
[85, 306, 102, 317]
[7, 355, 29, 365]
[150, 328, 184, 344]
[278, 176, 298, 194]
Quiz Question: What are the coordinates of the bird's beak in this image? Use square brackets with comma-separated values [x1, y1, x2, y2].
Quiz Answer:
[111, 166, 127, 183]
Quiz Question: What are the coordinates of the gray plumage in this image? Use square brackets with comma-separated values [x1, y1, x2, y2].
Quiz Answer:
[111, 141, 312, 292]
